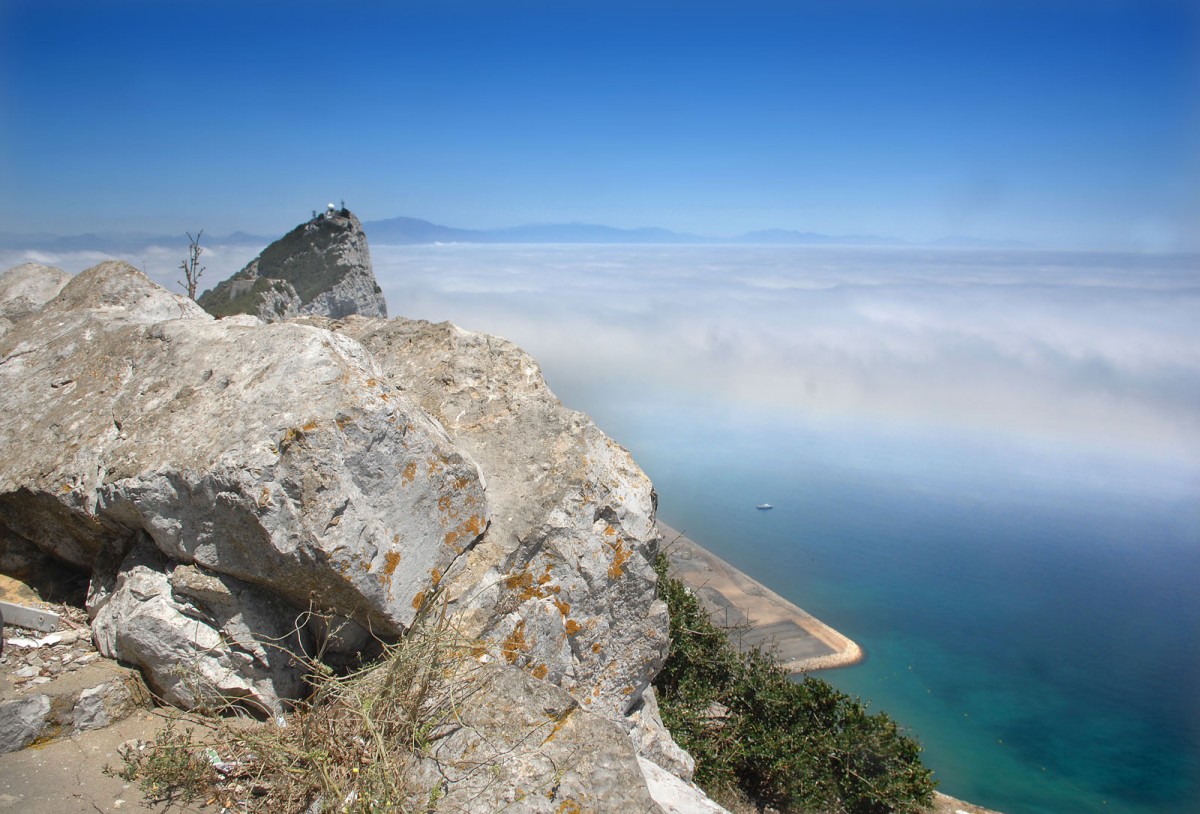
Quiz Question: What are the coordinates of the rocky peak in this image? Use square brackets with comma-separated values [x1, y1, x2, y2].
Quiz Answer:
[197, 207, 387, 322]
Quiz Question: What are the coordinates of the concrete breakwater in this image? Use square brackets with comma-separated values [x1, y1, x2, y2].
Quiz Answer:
[659, 522, 863, 673]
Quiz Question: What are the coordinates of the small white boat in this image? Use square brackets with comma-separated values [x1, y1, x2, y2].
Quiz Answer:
[756, 503, 773, 511]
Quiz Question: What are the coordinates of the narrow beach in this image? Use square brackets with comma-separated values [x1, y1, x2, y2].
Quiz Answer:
[658, 521, 863, 673]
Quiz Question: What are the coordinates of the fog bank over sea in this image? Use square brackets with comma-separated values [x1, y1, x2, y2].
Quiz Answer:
[374, 244, 1199, 466]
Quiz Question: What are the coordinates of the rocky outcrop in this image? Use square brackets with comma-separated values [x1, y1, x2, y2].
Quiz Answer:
[197, 208, 386, 322]
[1, 261, 485, 714]
[327, 316, 671, 723]
[0, 260, 704, 808]
[0, 262, 72, 339]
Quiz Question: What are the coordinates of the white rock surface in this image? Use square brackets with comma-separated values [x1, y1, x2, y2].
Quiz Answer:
[0, 262, 71, 323]
[639, 756, 733, 814]
[404, 663, 664, 813]
[0, 695, 50, 753]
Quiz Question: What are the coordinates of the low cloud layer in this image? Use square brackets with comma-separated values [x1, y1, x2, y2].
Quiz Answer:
[6, 241, 1195, 468]
[372, 244, 1200, 467]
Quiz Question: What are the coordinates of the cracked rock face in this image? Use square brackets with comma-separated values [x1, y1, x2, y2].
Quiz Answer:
[317, 316, 671, 725]
[403, 663, 662, 813]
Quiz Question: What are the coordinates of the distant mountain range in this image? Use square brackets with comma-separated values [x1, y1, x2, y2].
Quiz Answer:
[360, 217, 915, 246]
[0, 216, 1029, 252]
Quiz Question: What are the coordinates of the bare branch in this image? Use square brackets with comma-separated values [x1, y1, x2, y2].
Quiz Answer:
[178, 229, 205, 300]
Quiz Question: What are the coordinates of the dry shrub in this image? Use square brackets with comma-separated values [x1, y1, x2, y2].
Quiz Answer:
[118, 593, 484, 812]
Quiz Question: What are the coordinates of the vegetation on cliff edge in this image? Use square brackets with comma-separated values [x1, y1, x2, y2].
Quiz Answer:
[652, 551, 936, 814]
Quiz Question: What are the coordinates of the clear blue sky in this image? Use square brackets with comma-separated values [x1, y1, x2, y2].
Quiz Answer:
[2, 0, 1197, 249]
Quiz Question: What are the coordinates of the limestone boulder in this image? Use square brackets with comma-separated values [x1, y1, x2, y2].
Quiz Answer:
[328, 317, 671, 725]
[89, 535, 311, 715]
[0, 262, 486, 710]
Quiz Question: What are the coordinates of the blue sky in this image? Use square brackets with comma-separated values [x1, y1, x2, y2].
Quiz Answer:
[2, 0, 1197, 250]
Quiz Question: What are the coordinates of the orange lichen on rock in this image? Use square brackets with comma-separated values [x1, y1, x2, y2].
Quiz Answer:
[505, 564, 559, 601]
[301, 419, 318, 432]
[565, 619, 582, 636]
[401, 461, 417, 485]
[553, 596, 571, 617]
[504, 569, 534, 593]
[607, 540, 631, 579]
[501, 621, 529, 664]
[411, 590, 427, 611]
[531, 663, 548, 680]
[380, 551, 402, 585]
[430, 567, 442, 587]
[444, 514, 485, 548]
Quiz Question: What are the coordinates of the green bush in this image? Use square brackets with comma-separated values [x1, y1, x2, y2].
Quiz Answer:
[652, 553, 935, 813]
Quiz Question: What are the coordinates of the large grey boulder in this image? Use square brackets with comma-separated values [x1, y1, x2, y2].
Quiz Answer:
[325, 317, 671, 726]
[89, 535, 311, 715]
[198, 208, 386, 322]
[0, 261, 485, 710]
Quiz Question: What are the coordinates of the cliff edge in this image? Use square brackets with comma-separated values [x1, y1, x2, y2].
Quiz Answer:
[0, 260, 711, 812]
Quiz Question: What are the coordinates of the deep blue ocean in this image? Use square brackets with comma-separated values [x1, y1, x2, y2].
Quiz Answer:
[364, 243, 1200, 814]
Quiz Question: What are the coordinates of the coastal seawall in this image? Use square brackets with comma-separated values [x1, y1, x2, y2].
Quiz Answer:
[659, 522, 863, 673]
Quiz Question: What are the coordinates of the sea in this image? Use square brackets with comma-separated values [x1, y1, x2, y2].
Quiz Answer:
[367, 242, 1200, 814]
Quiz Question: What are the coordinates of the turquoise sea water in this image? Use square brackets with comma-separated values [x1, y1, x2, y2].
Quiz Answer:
[375, 244, 1200, 813]
[597, 407, 1200, 814]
